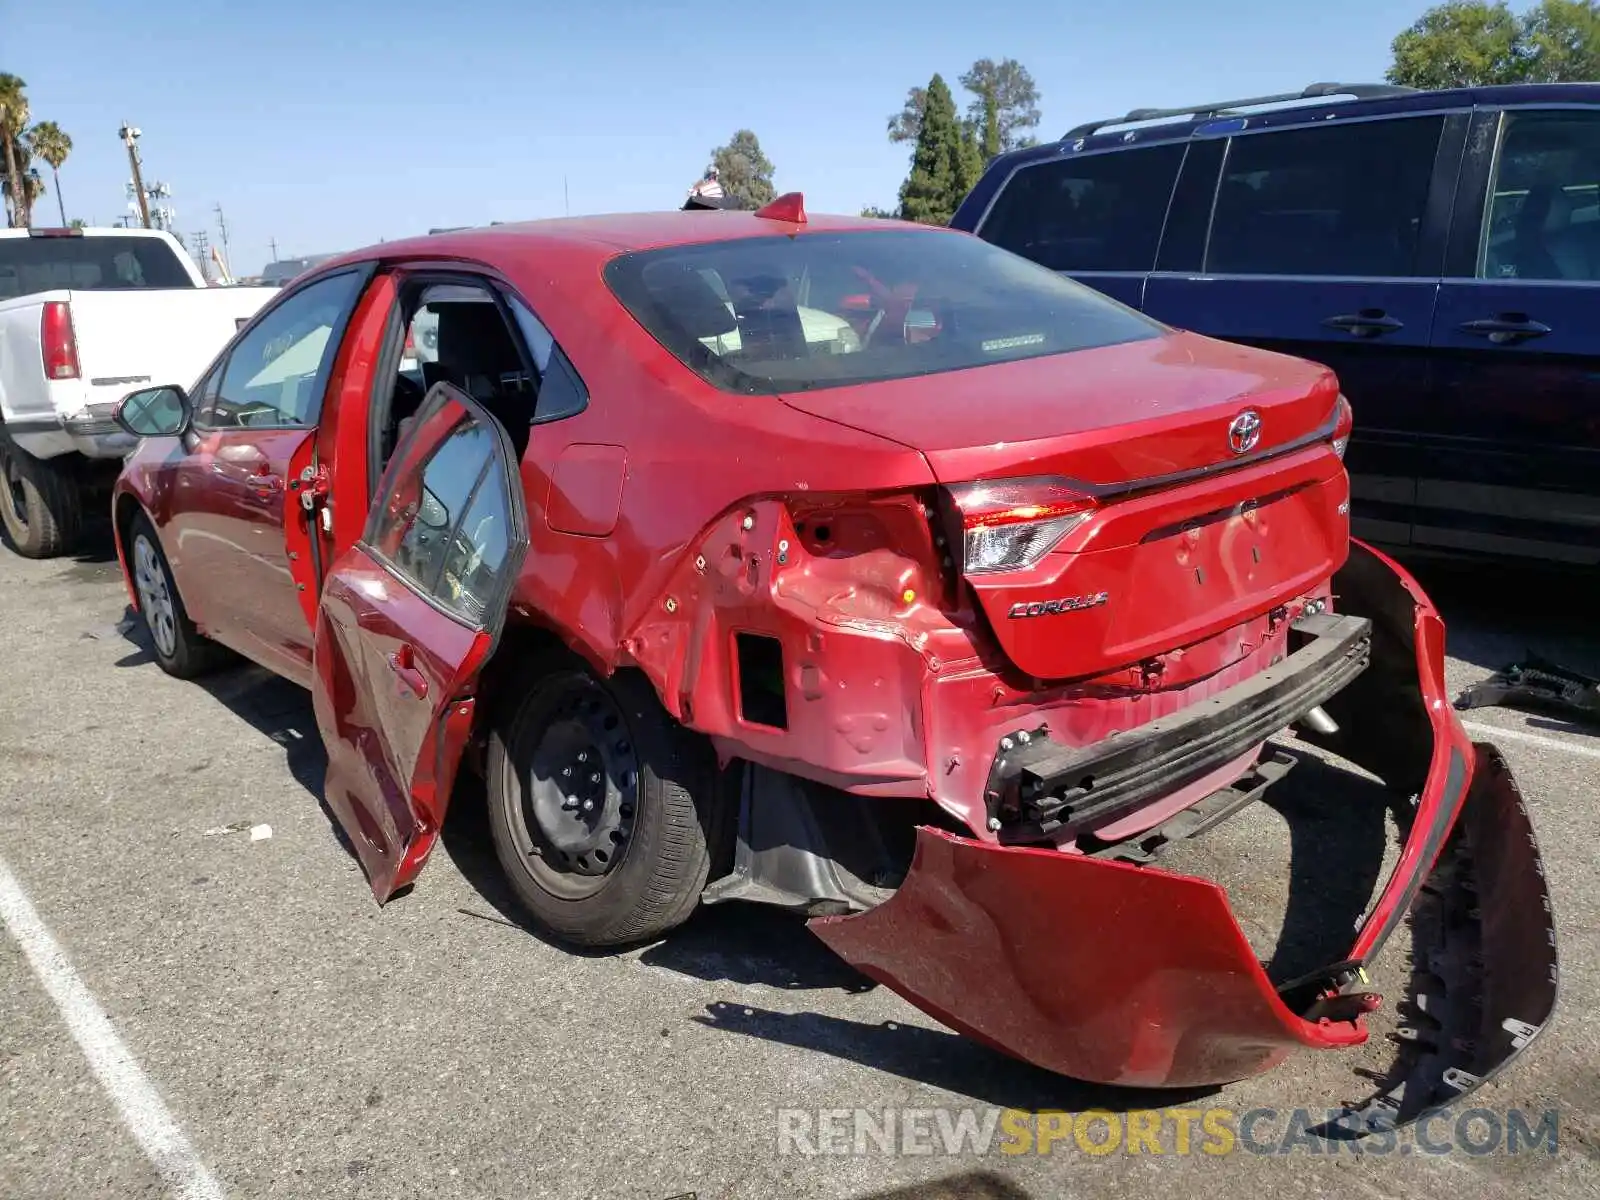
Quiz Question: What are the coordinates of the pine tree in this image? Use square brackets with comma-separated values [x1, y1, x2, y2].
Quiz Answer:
[898, 75, 966, 225]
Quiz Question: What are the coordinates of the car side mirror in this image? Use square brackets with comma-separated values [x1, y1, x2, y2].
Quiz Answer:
[114, 385, 192, 439]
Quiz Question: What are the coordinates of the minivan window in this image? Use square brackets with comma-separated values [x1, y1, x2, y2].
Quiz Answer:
[0, 234, 193, 300]
[1206, 116, 1445, 278]
[977, 143, 1187, 273]
[1480, 109, 1600, 282]
[604, 230, 1162, 395]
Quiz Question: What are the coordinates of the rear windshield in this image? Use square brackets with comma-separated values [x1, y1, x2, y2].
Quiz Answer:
[0, 235, 193, 301]
[603, 230, 1161, 394]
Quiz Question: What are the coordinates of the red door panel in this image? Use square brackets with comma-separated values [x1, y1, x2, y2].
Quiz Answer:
[314, 554, 490, 898]
[310, 382, 529, 901]
[168, 425, 316, 681]
[285, 272, 401, 626]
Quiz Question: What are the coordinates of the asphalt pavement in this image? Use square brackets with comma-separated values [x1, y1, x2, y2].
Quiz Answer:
[0, 528, 1596, 1200]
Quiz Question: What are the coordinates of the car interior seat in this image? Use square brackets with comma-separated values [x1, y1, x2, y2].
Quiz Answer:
[1540, 186, 1600, 281]
[1506, 185, 1565, 281]
[727, 272, 809, 362]
[420, 301, 532, 458]
[640, 260, 738, 346]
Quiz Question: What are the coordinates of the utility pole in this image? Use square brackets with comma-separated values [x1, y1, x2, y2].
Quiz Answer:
[213, 203, 231, 269]
[190, 231, 211, 281]
[119, 123, 151, 228]
[268, 236, 279, 263]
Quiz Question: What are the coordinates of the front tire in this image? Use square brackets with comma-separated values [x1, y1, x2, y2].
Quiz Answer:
[487, 664, 720, 947]
[0, 436, 83, 559]
[127, 514, 228, 679]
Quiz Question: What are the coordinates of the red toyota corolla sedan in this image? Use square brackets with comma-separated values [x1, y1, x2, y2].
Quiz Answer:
[108, 196, 1554, 1126]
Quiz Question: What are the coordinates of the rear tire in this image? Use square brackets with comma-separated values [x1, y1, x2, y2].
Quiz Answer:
[487, 663, 720, 948]
[0, 435, 83, 559]
[127, 513, 228, 679]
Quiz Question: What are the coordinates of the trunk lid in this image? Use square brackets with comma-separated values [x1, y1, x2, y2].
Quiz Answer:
[778, 331, 1339, 486]
[781, 331, 1351, 682]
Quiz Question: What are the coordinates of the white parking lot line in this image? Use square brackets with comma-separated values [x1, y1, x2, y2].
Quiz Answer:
[0, 856, 225, 1200]
[1462, 719, 1600, 762]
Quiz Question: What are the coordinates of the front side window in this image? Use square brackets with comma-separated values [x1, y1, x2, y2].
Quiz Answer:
[368, 391, 516, 625]
[1206, 116, 1445, 278]
[1480, 109, 1600, 281]
[976, 142, 1187, 273]
[202, 270, 366, 428]
[604, 230, 1161, 395]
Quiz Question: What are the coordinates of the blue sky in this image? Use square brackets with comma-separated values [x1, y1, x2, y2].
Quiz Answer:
[14, 0, 1447, 274]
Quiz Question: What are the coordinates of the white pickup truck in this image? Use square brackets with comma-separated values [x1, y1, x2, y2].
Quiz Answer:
[0, 227, 276, 557]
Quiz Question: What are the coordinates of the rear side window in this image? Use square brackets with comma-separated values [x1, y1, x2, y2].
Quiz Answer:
[0, 235, 192, 301]
[1206, 116, 1445, 278]
[1480, 109, 1600, 281]
[976, 142, 1186, 272]
[604, 230, 1161, 395]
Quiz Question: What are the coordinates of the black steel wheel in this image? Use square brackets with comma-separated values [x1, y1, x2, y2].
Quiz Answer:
[487, 663, 719, 947]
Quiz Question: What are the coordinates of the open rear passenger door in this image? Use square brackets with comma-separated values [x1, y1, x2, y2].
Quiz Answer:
[310, 382, 528, 901]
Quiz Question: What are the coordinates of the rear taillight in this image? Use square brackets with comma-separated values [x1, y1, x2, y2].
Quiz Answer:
[948, 477, 1096, 575]
[1331, 393, 1353, 460]
[403, 329, 416, 354]
[41, 301, 80, 381]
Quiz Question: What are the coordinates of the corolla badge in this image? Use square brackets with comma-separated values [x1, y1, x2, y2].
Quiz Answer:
[1007, 591, 1109, 619]
[1228, 409, 1262, 455]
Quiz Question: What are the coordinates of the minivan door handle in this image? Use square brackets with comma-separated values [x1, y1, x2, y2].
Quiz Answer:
[1458, 314, 1552, 345]
[1322, 310, 1405, 338]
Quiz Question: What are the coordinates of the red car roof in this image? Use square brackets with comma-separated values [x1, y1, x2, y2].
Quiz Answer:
[318, 208, 958, 275]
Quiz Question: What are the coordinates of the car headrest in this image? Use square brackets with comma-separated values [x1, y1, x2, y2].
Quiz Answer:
[641, 261, 737, 339]
[434, 301, 521, 373]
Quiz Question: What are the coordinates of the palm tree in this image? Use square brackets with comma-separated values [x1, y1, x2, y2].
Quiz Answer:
[0, 74, 28, 227]
[1, 141, 45, 227]
[26, 121, 71, 226]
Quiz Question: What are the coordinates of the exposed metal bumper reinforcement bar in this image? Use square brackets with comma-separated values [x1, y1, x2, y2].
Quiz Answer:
[986, 611, 1373, 840]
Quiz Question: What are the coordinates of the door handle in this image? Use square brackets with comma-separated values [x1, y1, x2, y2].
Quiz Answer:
[1322, 310, 1405, 338]
[244, 472, 283, 493]
[1458, 314, 1552, 345]
[387, 644, 429, 698]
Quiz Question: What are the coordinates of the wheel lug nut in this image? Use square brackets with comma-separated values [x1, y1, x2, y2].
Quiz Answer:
[562, 767, 571, 777]
[590, 773, 600, 783]
[582, 799, 594, 812]
[577, 751, 588, 763]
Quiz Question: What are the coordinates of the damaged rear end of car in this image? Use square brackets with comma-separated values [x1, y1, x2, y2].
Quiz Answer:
[603, 222, 1557, 1124]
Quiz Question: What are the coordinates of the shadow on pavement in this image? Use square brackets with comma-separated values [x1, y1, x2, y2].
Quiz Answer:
[1398, 553, 1600, 675]
[1248, 747, 1395, 984]
[112, 608, 356, 862]
[693, 1001, 1218, 1115]
[0, 513, 118, 565]
[848, 1172, 1033, 1199]
[436, 777, 868, 993]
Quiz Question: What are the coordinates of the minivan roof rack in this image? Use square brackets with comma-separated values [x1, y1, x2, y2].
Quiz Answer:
[1061, 81, 1419, 139]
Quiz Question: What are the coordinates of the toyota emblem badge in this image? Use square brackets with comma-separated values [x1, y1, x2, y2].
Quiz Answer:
[1227, 409, 1262, 456]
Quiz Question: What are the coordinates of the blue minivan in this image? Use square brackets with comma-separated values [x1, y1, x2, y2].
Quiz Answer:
[954, 81, 1600, 567]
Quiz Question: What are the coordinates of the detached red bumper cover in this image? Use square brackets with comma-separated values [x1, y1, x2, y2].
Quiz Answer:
[811, 542, 1558, 1113]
